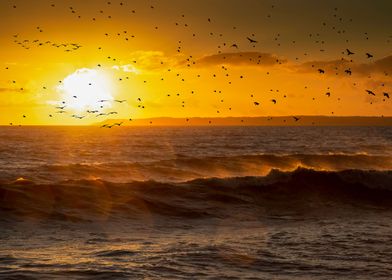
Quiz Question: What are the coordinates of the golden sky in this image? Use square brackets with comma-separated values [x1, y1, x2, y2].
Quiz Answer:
[0, 0, 391, 125]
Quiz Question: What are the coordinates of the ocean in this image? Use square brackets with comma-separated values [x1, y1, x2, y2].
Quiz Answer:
[1, 126, 392, 279]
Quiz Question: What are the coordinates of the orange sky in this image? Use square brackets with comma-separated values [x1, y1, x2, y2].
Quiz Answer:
[0, 0, 391, 125]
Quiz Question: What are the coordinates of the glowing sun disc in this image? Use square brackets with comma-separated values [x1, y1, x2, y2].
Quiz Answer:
[57, 68, 113, 111]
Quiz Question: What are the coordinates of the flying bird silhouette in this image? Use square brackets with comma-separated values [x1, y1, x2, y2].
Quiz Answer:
[247, 37, 257, 43]
[346, 49, 355, 55]
[366, 90, 376, 96]
[366, 53, 373, 58]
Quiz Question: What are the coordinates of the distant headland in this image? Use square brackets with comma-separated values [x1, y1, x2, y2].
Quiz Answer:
[98, 116, 392, 126]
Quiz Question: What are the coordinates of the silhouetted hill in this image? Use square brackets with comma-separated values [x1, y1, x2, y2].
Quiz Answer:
[97, 116, 392, 126]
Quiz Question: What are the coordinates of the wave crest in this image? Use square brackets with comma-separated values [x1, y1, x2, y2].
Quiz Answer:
[1, 154, 392, 183]
[1, 168, 391, 222]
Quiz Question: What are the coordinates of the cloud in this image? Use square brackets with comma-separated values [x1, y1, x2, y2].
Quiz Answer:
[120, 64, 141, 74]
[127, 51, 180, 71]
[294, 55, 392, 77]
[117, 51, 287, 71]
[112, 64, 141, 74]
[115, 50, 391, 80]
[0, 87, 25, 93]
[193, 52, 287, 67]
[355, 55, 392, 76]
[295, 59, 350, 74]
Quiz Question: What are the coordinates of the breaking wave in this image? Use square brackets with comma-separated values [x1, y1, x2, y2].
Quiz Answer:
[1, 153, 392, 183]
[1, 168, 391, 222]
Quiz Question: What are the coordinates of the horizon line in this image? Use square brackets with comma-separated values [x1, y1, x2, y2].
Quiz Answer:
[2, 115, 392, 127]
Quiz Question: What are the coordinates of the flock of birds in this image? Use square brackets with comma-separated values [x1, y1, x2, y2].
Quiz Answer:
[315, 48, 390, 101]
[3, 1, 391, 126]
[13, 36, 82, 52]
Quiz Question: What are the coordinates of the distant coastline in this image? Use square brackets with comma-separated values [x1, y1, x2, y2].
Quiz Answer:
[97, 116, 392, 126]
[2, 116, 392, 127]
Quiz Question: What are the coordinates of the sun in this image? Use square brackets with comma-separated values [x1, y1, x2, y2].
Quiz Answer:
[57, 68, 113, 112]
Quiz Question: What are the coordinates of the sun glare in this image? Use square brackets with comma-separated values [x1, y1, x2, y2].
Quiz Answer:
[57, 68, 113, 111]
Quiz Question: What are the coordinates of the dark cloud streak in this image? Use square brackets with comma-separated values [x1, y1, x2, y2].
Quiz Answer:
[294, 55, 392, 77]
[193, 52, 287, 67]
[0, 87, 24, 93]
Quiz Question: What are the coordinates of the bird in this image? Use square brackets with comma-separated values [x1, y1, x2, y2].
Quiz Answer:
[346, 49, 355, 55]
[231, 44, 239, 48]
[366, 90, 376, 96]
[366, 53, 373, 58]
[383, 92, 390, 98]
[293, 116, 300, 122]
[247, 37, 257, 43]
[271, 99, 277, 104]
[318, 69, 325, 74]
[114, 99, 126, 103]
[254, 102, 260, 106]
[345, 69, 352, 75]
[326, 92, 331, 97]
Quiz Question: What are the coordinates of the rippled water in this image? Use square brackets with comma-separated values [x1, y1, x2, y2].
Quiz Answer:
[1, 126, 392, 279]
[0, 126, 391, 182]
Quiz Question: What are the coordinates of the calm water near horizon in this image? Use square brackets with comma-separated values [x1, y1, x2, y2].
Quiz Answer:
[1, 126, 392, 279]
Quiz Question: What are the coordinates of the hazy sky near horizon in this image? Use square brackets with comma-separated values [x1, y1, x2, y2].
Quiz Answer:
[0, 0, 391, 124]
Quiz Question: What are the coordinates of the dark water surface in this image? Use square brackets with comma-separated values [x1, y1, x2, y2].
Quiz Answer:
[1, 126, 392, 279]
